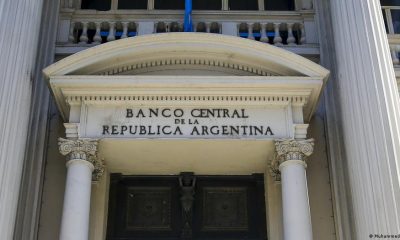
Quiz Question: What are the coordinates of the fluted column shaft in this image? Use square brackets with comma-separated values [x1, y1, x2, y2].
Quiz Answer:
[13, 0, 60, 238]
[0, 0, 45, 239]
[321, 0, 400, 238]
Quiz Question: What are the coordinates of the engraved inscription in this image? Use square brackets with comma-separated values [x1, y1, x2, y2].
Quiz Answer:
[94, 107, 277, 139]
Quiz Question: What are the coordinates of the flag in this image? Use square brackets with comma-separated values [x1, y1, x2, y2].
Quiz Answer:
[184, 0, 193, 32]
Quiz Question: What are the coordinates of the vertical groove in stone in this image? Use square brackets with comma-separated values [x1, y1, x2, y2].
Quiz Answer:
[0, 0, 44, 239]
[13, 0, 60, 239]
[314, 0, 355, 239]
[318, 0, 400, 238]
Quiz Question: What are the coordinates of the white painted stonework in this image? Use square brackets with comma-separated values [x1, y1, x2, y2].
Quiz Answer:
[49, 73, 323, 140]
[43, 33, 329, 240]
[58, 138, 98, 240]
[84, 106, 284, 139]
[320, 0, 400, 239]
[0, 0, 46, 238]
[276, 139, 314, 240]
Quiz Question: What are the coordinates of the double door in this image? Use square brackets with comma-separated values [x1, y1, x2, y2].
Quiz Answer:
[107, 173, 267, 240]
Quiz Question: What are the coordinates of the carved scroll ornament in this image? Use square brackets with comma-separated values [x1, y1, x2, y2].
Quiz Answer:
[270, 139, 314, 182]
[58, 138, 104, 182]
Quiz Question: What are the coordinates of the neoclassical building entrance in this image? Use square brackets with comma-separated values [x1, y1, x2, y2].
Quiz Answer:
[44, 33, 329, 240]
[106, 173, 267, 239]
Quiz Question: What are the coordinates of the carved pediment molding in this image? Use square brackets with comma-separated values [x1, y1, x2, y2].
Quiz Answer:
[98, 58, 277, 76]
[44, 33, 329, 78]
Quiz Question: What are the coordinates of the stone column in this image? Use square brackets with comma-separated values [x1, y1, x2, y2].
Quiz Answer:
[315, 0, 400, 238]
[275, 139, 314, 240]
[0, 0, 45, 238]
[13, 0, 61, 238]
[58, 138, 101, 240]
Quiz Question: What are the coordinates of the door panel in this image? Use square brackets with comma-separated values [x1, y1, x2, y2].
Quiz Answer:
[107, 175, 182, 239]
[193, 175, 266, 239]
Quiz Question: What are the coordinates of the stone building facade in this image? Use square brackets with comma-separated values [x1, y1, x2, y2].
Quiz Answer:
[0, 0, 399, 240]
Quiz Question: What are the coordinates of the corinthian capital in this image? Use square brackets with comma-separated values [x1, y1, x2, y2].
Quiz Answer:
[58, 138, 98, 161]
[275, 139, 314, 162]
[269, 139, 314, 182]
[59, 138, 105, 181]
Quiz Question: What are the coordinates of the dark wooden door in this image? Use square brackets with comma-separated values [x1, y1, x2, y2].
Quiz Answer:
[106, 174, 267, 240]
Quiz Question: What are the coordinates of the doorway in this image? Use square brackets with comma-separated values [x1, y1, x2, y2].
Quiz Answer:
[106, 173, 267, 239]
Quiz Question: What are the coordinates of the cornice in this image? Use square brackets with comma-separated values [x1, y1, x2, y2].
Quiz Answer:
[48, 75, 322, 121]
